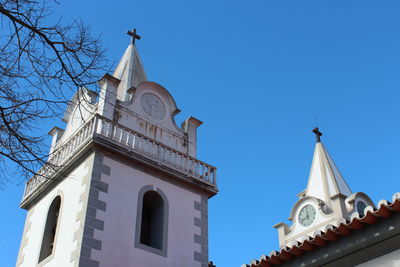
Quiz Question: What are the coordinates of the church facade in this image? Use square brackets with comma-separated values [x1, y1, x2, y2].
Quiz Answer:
[16, 32, 217, 267]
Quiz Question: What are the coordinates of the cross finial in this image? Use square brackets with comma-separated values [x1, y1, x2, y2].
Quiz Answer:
[126, 28, 141, 45]
[312, 127, 322, 143]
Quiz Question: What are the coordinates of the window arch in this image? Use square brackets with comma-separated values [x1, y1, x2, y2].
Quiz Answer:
[140, 191, 164, 249]
[39, 195, 61, 263]
[135, 186, 169, 256]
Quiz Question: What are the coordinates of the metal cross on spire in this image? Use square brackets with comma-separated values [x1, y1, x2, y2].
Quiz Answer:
[126, 28, 141, 45]
[312, 127, 322, 143]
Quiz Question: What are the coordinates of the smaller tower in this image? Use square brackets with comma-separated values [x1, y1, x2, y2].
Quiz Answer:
[274, 128, 375, 248]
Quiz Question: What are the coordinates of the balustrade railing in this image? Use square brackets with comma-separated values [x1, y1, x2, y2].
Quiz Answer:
[23, 117, 96, 198]
[23, 114, 216, 200]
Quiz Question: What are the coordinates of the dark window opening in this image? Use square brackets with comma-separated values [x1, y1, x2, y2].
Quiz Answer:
[140, 191, 164, 249]
[39, 196, 61, 263]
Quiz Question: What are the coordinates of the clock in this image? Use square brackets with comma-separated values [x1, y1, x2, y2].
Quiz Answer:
[298, 205, 316, 227]
[356, 201, 367, 217]
[140, 93, 166, 121]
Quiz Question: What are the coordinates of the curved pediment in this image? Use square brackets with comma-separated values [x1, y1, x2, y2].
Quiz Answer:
[113, 81, 189, 154]
[119, 81, 182, 134]
[345, 192, 375, 214]
[60, 88, 96, 143]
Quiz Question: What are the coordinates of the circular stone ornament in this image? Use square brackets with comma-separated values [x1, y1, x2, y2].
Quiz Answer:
[298, 205, 316, 227]
[140, 93, 166, 121]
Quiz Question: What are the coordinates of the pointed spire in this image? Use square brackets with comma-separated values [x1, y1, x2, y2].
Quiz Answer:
[113, 30, 147, 101]
[305, 129, 352, 203]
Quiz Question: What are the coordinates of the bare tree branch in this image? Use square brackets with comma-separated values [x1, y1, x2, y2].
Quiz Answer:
[0, 0, 109, 185]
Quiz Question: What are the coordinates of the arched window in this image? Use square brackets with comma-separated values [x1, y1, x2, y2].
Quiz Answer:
[135, 186, 169, 256]
[39, 196, 61, 262]
[140, 191, 164, 249]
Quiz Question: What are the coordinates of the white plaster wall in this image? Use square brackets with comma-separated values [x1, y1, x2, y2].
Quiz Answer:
[91, 156, 202, 267]
[19, 154, 93, 267]
[356, 248, 400, 267]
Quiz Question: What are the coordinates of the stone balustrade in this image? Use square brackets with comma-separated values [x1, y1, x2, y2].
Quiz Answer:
[22, 114, 217, 201]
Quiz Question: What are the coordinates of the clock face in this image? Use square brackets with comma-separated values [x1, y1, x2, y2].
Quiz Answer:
[298, 205, 316, 227]
[140, 93, 166, 121]
[357, 201, 367, 217]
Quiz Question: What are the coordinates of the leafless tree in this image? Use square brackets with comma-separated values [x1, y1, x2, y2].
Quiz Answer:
[0, 0, 109, 186]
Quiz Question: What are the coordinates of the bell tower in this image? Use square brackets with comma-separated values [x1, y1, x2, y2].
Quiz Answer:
[274, 128, 374, 249]
[16, 30, 218, 267]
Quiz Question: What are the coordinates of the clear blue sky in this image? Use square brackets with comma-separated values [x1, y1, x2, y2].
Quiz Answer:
[2, 1, 400, 266]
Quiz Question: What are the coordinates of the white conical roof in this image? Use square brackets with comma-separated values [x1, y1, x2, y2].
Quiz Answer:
[113, 43, 147, 100]
[305, 142, 352, 202]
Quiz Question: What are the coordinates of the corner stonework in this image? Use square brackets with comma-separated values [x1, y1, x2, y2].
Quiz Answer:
[194, 195, 209, 267]
[70, 153, 110, 267]
[16, 206, 35, 267]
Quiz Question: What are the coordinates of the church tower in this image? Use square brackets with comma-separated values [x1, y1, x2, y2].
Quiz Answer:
[274, 128, 374, 249]
[16, 30, 218, 267]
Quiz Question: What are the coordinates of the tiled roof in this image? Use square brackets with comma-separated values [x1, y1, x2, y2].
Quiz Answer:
[242, 193, 400, 267]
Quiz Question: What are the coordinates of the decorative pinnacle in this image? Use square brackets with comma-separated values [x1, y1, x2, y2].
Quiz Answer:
[126, 28, 141, 45]
[312, 127, 322, 143]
